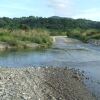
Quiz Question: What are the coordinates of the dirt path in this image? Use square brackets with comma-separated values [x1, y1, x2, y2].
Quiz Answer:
[0, 67, 96, 100]
[52, 36, 67, 43]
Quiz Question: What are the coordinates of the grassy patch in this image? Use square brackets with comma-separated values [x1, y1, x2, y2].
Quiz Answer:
[0, 29, 52, 49]
[66, 29, 100, 42]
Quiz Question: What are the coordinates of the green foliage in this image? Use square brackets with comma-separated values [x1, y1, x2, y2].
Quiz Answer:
[48, 30, 67, 36]
[19, 24, 30, 31]
[0, 16, 100, 43]
[0, 29, 52, 48]
[67, 28, 100, 42]
[0, 16, 100, 33]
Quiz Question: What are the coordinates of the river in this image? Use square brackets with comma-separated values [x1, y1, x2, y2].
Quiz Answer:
[0, 36, 100, 99]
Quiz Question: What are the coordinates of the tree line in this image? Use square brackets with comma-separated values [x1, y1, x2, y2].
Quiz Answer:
[0, 16, 100, 31]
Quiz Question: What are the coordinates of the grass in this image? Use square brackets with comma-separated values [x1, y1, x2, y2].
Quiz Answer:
[0, 27, 100, 50]
[0, 29, 52, 49]
[66, 29, 100, 42]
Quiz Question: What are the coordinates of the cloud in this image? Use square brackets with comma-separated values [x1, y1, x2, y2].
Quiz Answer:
[48, 0, 100, 21]
[48, 0, 73, 16]
[0, 0, 100, 21]
[74, 8, 100, 21]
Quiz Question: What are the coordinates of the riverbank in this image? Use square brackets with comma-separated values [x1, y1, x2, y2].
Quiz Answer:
[67, 29, 100, 45]
[0, 67, 96, 100]
[0, 29, 52, 51]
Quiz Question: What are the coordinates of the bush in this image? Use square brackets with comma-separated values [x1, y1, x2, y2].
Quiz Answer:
[0, 29, 52, 48]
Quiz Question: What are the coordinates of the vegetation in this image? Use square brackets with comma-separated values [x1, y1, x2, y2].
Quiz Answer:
[0, 16, 100, 32]
[0, 16, 100, 46]
[0, 29, 52, 49]
[67, 29, 100, 42]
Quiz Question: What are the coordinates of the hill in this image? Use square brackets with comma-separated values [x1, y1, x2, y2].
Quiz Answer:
[0, 16, 100, 30]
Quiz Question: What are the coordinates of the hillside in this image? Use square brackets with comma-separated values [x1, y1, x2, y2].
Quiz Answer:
[0, 16, 100, 30]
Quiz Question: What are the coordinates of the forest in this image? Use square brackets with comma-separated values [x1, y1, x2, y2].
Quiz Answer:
[0, 16, 100, 31]
[0, 16, 100, 44]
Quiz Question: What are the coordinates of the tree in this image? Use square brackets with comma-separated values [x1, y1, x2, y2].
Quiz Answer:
[19, 24, 30, 31]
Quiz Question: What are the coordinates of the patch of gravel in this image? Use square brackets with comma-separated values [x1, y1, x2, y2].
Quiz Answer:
[0, 67, 96, 100]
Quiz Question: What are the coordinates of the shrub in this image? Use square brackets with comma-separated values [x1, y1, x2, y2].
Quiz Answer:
[0, 29, 52, 48]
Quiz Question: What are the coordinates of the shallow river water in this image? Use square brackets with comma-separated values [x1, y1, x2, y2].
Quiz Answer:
[0, 36, 100, 99]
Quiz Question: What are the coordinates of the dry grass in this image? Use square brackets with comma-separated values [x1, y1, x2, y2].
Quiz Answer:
[0, 28, 52, 48]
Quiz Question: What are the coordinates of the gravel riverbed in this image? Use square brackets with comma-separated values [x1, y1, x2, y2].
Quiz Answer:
[0, 67, 96, 100]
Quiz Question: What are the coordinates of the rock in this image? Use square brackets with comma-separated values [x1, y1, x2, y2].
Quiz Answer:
[0, 67, 96, 100]
[72, 74, 80, 80]
[88, 39, 100, 46]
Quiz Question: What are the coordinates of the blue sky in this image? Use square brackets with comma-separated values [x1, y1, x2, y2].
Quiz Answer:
[0, 0, 100, 21]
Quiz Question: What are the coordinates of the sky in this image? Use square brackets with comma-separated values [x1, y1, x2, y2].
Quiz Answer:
[0, 0, 100, 21]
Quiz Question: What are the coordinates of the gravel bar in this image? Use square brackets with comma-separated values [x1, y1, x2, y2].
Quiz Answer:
[0, 67, 96, 100]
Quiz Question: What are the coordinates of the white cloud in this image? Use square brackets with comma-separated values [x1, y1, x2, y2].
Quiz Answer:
[48, 0, 73, 16]
[74, 8, 100, 21]
[0, 0, 100, 21]
[47, 0, 100, 21]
